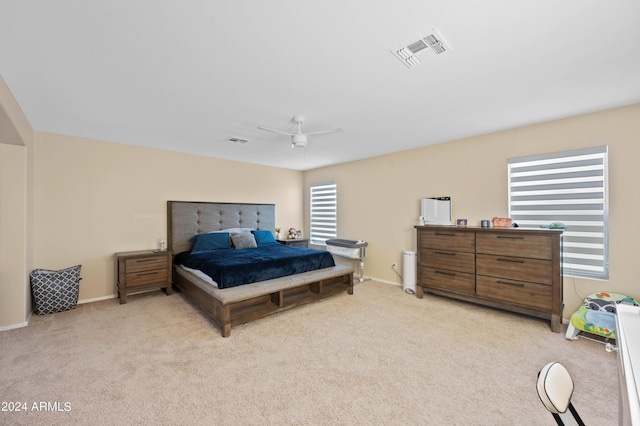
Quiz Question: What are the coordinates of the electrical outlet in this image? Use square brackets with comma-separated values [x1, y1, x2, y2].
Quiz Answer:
[391, 263, 397, 269]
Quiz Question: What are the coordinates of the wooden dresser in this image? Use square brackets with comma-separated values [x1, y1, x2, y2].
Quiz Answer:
[415, 226, 563, 332]
[115, 250, 173, 304]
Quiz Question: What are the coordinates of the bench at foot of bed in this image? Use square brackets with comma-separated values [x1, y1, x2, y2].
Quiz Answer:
[174, 265, 354, 337]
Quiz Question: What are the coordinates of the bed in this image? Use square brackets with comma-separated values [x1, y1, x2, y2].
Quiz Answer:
[167, 201, 354, 337]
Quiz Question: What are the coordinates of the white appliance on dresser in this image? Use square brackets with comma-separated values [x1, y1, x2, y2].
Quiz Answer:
[615, 303, 640, 425]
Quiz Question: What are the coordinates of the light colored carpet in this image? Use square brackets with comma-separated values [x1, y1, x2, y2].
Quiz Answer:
[0, 281, 617, 425]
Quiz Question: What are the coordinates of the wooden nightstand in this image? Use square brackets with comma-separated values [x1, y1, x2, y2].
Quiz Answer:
[276, 238, 309, 248]
[115, 250, 173, 304]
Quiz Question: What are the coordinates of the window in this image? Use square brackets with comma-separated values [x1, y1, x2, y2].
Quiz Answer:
[508, 146, 608, 280]
[310, 182, 337, 246]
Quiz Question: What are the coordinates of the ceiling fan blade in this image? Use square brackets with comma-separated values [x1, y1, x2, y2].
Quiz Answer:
[257, 126, 295, 136]
[304, 128, 343, 136]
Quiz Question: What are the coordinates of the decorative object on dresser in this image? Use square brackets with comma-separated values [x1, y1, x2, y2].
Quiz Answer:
[115, 250, 173, 304]
[415, 225, 563, 332]
[419, 197, 452, 226]
[277, 238, 309, 248]
[491, 217, 513, 227]
[167, 201, 354, 337]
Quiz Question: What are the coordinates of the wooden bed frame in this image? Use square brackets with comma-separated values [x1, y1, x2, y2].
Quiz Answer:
[167, 201, 354, 337]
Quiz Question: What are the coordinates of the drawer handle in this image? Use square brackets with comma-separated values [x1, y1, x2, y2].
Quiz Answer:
[496, 236, 524, 240]
[496, 258, 525, 263]
[497, 280, 525, 287]
[435, 251, 456, 256]
[136, 271, 160, 277]
[136, 258, 159, 263]
[434, 232, 456, 236]
[435, 270, 456, 276]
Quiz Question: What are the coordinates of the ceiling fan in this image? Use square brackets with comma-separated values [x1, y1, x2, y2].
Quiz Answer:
[258, 115, 342, 148]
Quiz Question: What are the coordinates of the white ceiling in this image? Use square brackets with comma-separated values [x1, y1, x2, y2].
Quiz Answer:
[1, 1, 639, 171]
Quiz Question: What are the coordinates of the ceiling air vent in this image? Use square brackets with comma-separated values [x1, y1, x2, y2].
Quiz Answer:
[391, 29, 451, 69]
[226, 137, 249, 145]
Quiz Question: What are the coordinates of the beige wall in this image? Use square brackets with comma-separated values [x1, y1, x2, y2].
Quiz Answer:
[32, 132, 304, 302]
[0, 144, 28, 328]
[305, 104, 640, 317]
[0, 74, 33, 330]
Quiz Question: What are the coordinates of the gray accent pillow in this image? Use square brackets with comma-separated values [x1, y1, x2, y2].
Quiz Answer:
[231, 233, 257, 249]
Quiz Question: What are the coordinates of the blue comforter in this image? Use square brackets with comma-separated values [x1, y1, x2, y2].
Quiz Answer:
[176, 244, 335, 289]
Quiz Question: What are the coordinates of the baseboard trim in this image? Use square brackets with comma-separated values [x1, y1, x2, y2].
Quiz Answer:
[0, 321, 29, 332]
[370, 277, 402, 287]
[78, 294, 117, 304]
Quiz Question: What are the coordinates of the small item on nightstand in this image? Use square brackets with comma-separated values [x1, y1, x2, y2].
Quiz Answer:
[288, 227, 298, 239]
[481, 220, 490, 228]
[154, 239, 166, 252]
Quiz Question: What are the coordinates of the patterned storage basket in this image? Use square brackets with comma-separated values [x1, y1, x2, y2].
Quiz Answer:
[30, 265, 81, 315]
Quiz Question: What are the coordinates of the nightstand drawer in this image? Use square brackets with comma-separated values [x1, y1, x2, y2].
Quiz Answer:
[125, 269, 169, 287]
[277, 238, 310, 248]
[125, 256, 168, 273]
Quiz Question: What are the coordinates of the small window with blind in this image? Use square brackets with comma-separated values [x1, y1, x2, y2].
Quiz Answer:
[508, 146, 609, 280]
[310, 182, 337, 246]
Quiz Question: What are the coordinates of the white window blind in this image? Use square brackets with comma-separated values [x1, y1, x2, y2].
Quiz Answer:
[508, 146, 608, 280]
[310, 182, 337, 246]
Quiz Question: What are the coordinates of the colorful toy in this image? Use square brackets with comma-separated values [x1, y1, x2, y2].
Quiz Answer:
[565, 292, 639, 341]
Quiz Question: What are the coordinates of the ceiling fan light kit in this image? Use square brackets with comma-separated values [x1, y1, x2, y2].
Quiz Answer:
[258, 115, 342, 148]
[291, 133, 308, 148]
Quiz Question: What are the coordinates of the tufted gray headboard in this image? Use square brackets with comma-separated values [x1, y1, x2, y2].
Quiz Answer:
[167, 201, 276, 254]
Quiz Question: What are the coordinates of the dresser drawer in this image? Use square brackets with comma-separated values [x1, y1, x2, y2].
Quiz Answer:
[421, 249, 475, 274]
[476, 275, 552, 310]
[476, 232, 552, 260]
[125, 269, 169, 287]
[476, 254, 552, 285]
[419, 230, 475, 252]
[125, 256, 168, 273]
[421, 266, 475, 295]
